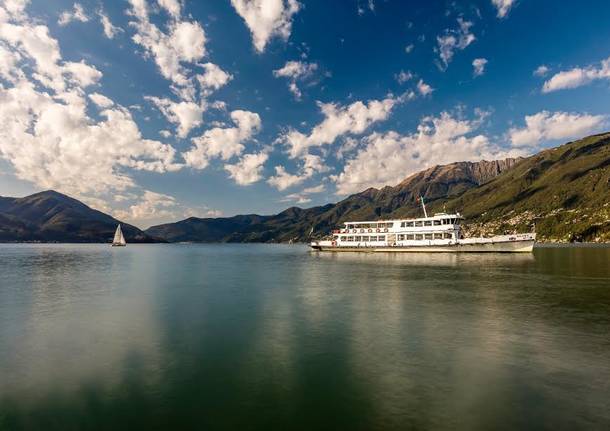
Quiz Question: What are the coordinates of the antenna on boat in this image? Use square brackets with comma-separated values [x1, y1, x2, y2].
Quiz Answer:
[417, 195, 428, 218]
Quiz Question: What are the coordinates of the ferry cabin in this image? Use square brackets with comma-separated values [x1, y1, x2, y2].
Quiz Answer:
[331, 213, 464, 247]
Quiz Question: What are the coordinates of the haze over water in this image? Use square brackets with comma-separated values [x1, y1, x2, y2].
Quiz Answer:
[1, 244, 609, 430]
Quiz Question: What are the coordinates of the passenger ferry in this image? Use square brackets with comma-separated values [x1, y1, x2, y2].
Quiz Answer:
[310, 199, 535, 253]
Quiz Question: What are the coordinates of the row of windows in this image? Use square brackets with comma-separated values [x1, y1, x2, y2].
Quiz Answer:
[400, 219, 458, 227]
[336, 235, 386, 242]
[335, 233, 454, 242]
[398, 233, 453, 240]
[345, 223, 392, 229]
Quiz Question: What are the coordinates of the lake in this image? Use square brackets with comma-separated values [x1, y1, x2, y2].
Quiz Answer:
[1, 244, 609, 430]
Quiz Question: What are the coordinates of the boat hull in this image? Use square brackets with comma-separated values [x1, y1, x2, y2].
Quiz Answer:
[311, 239, 535, 253]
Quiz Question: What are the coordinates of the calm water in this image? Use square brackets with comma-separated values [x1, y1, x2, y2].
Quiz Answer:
[0, 244, 609, 430]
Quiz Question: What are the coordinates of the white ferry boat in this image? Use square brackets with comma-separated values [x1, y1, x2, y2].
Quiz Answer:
[310, 199, 535, 253]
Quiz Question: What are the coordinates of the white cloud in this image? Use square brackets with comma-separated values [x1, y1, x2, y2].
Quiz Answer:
[508, 111, 606, 147]
[183, 110, 262, 169]
[128, 0, 206, 89]
[436, 18, 475, 70]
[230, 0, 301, 52]
[224, 151, 269, 185]
[394, 70, 413, 84]
[267, 166, 304, 190]
[63, 60, 103, 87]
[58, 3, 89, 26]
[273, 60, 318, 99]
[542, 56, 610, 93]
[334, 111, 517, 195]
[196, 62, 233, 94]
[157, 0, 182, 19]
[472, 58, 488, 77]
[0, 3, 181, 197]
[146, 96, 204, 138]
[279, 184, 325, 204]
[533, 65, 549, 77]
[404, 44, 414, 54]
[416, 79, 433, 96]
[267, 154, 328, 190]
[491, 0, 516, 18]
[118, 190, 178, 223]
[89, 92, 114, 108]
[98, 9, 122, 39]
[280, 93, 412, 158]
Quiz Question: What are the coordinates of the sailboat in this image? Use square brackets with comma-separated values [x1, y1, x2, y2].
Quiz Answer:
[111, 224, 127, 247]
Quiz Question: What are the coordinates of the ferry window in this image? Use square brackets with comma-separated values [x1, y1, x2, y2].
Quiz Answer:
[362, 236, 368, 242]
[406, 222, 414, 227]
[415, 234, 423, 240]
[444, 233, 453, 239]
[441, 219, 446, 225]
[378, 235, 385, 241]
[434, 233, 443, 239]
[424, 233, 433, 240]
[424, 221, 432, 226]
[347, 236, 354, 241]
[340, 236, 346, 241]
[434, 220, 441, 226]
[415, 221, 423, 227]
[406, 234, 414, 240]
[400, 222, 405, 227]
[369, 236, 377, 242]
[398, 234, 404, 241]
[355, 236, 361, 242]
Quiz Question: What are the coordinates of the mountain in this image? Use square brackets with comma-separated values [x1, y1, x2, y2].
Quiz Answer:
[145, 158, 521, 243]
[147, 132, 610, 243]
[0, 190, 161, 243]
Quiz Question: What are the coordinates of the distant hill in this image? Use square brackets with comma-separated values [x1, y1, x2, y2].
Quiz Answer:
[145, 158, 521, 243]
[0, 191, 161, 243]
[147, 133, 610, 243]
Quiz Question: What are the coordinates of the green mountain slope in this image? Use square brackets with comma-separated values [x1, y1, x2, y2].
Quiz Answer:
[435, 132, 610, 242]
[145, 158, 520, 242]
[0, 191, 161, 243]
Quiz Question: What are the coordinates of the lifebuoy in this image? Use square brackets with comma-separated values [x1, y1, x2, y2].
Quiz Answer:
[376, 228, 380, 232]
[368, 229, 372, 233]
[332, 241, 337, 246]
[360, 229, 364, 233]
[384, 228, 388, 232]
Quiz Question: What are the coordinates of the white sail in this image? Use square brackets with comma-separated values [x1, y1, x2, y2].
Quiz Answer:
[112, 224, 126, 246]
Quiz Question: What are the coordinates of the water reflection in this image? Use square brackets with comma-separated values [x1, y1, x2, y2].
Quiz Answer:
[0, 244, 609, 429]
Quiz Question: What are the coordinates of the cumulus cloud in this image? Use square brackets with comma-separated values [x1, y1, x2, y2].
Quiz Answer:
[280, 93, 412, 158]
[404, 44, 414, 54]
[89, 92, 114, 108]
[128, 0, 206, 89]
[273, 60, 318, 99]
[508, 111, 606, 147]
[0, 2, 181, 198]
[491, 0, 516, 18]
[224, 151, 269, 185]
[183, 110, 262, 169]
[416, 79, 433, 96]
[533, 65, 549, 77]
[230, 0, 301, 52]
[436, 18, 475, 70]
[472, 58, 487, 77]
[280, 183, 325, 205]
[542, 56, 610, 93]
[98, 9, 122, 39]
[196, 62, 233, 95]
[394, 70, 413, 85]
[146, 96, 204, 138]
[333, 111, 517, 195]
[115, 189, 222, 226]
[58, 3, 89, 26]
[267, 154, 328, 190]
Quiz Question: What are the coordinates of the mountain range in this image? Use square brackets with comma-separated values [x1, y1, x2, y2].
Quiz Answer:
[0, 190, 160, 243]
[1, 132, 609, 243]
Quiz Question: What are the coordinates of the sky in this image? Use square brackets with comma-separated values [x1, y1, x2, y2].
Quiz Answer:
[0, 0, 609, 228]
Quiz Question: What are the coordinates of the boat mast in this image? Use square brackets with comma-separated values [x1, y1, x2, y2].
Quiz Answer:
[418, 195, 428, 218]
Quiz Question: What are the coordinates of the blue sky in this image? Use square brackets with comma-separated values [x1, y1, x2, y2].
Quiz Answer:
[1, 0, 609, 227]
